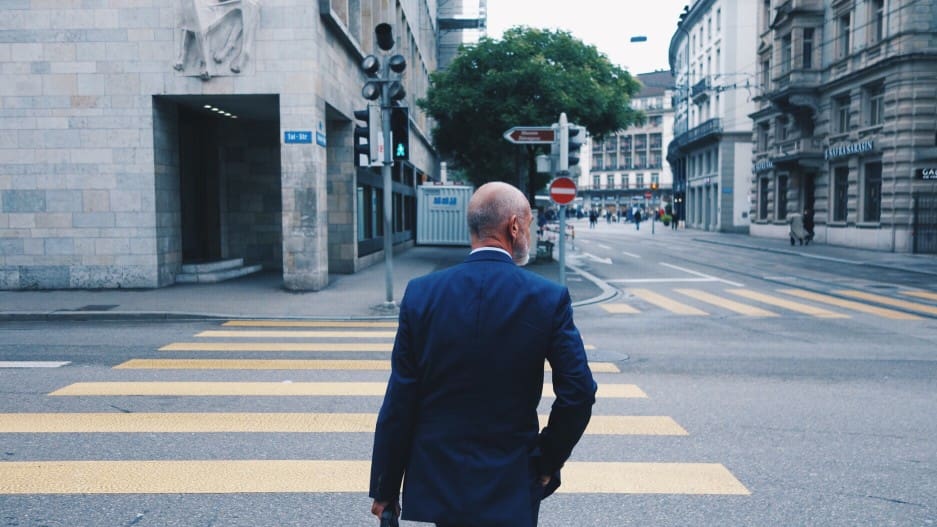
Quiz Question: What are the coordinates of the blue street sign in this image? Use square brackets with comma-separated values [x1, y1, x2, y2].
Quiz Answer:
[284, 131, 313, 144]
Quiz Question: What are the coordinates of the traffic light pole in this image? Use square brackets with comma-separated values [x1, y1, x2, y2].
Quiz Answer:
[557, 112, 569, 288]
[380, 65, 394, 307]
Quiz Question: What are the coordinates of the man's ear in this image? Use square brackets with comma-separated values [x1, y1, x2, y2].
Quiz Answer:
[508, 215, 520, 238]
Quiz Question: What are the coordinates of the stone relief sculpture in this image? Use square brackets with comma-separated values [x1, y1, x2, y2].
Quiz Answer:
[174, 0, 261, 80]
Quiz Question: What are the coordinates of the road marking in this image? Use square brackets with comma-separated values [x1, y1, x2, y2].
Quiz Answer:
[601, 303, 641, 314]
[559, 462, 750, 495]
[160, 342, 596, 352]
[159, 342, 393, 352]
[675, 289, 778, 317]
[608, 278, 718, 284]
[659, 263, 744, 287]
[621, 251, 641, 258]
[726, 289, 849, 318]
[0, 413, 676, 435]
[0, 361, 70, 368]
[580, 252, 613, 265]
[196, 330, 396, 338]
[114, 359, 620, 373]
[223, 320, 398, 328]
[901, 290, 937, 302]
[0, 460, 747, 495]
[834, 290, 937, 316]
[596, 243, 612, 250]
[628, 289, 708, 316]
[778, 289, 922, 320]
[50, 382, 645, 398]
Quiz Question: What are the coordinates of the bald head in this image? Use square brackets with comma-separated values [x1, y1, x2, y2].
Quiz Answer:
[467, 182, 532, 265]
[467, 182, 529, 239]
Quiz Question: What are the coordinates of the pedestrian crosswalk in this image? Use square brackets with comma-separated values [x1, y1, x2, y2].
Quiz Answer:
[0, 320, 749, 499]
[601, 287, 936, 320]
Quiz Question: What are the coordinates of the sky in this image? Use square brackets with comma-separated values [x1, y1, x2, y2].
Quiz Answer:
[484, 0, 690, 75]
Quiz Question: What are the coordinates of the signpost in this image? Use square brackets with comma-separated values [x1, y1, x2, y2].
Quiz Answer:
[503, 126, 556, 144]
[550, 176, 577, 286]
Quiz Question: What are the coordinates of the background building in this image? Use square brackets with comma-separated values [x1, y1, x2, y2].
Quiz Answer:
[582, 70, 675, 218]
[751, 0, 937, 253]
[668, 0, 757, 233]
[0, 1, 479, 290]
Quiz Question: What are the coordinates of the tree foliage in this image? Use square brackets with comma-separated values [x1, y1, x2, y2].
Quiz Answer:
[418, 27, 644, 200]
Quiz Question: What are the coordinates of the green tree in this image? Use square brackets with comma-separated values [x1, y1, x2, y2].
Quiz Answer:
[418, 27, 644, 202]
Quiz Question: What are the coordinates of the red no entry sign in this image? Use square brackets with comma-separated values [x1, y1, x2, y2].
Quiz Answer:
[549, 176, 577, 205]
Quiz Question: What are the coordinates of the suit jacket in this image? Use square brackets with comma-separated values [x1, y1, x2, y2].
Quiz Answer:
[369, 250, 597, 527]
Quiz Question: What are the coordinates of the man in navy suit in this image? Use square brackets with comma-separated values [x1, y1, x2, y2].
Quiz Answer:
[370, 182, 597, 527]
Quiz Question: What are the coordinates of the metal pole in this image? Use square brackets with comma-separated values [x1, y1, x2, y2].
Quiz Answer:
[559, 205, 567, 287]
[381, 68, 394, 307]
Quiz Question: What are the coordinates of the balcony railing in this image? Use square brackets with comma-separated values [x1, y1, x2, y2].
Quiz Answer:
[691, 78, 711, 101]
[772, 138, 824, 160]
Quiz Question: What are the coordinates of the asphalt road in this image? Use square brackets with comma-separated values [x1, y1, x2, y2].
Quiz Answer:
[1, 222, 935, 526]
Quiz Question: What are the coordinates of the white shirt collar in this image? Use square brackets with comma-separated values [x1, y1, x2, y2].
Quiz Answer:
[470, 247, 512, 259]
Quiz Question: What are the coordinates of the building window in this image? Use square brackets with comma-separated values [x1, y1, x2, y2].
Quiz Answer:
[650, 133, 662, 149]
[761, 60, 771, 92]
[717, 8, 721, 31]
[781, 33, 792, 74]
[833, 94, 851, 134]
[862, 161, 882, 222]
[776, 116, 789, 142]
[762, 0, 771, 32]
[592, 154, 603, 170]
[636, 174, 645, 188]
[837, 12, 851, 59]
[802, 28, 814, 69]
[651, 173, 660, 188]
[621, 176, 629, 189]
[606, 174, 614, 189]
[593, 175, 601, 189]
[758, 121, 770, 152]
[865, 81, 885, 127]
[776, 174, 789, 220]
[870, 0, 884, 44]
[623, 154, 632, 169]
[833, 166, 849, 222]
[759, 177, 770, 220]
[649, 152, 662, 168]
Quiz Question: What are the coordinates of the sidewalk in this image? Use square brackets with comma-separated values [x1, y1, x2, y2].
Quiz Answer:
[0, 246, 607, 321]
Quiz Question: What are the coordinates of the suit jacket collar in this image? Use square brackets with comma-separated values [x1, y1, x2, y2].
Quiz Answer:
[465, 248, 515, 265]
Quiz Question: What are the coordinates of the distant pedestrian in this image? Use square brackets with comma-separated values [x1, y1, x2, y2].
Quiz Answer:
[633, 209, 642, 231]
[671, 210, 679, 230]
[588, 210, 597, 229]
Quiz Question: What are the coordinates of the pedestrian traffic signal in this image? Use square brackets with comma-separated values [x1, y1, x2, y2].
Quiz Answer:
[566, 124, 585, 167]
[354, 105, 380, 166]
[390, 106, 409, 161]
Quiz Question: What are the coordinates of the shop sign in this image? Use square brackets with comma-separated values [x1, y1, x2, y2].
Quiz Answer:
[916, 168, 937, 180]
[825, 141, 873, 160]
[753, 159, 775, 173]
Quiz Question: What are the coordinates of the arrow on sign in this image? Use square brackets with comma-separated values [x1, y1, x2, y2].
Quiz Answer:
[503, 127, 556, 144]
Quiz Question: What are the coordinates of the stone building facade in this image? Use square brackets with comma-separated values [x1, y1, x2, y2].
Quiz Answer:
[582, 70, 675, 217]
[668, 0, 758, 233]
[750, 0, 937, 252]
[0, 0, 448, 290]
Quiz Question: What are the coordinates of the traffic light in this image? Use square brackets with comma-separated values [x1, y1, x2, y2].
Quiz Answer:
[390, 106, 409, 161]
[650, 182, 659, 190]
[567, 124, 585, 167]
[354, 104, 380, 166]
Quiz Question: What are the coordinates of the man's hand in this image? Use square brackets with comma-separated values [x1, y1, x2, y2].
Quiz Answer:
[371, 499, 398, 518]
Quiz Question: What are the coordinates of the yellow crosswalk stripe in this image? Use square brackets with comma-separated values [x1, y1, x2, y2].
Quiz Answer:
[223, 320, 398, 328]
[159, 342, 393, 352]
[115, 358, 620, 373]
[601, 303, 641, 314]
[901, 290, 937, 302]
[726, 289, 849, 318]
[196, 330, 396, 338]
[629, 288, 708, 315]
[49, 382, 646, 398]
[0, 460, 748, 495]
[834, 290, 937, 316]
[779, 289, 922, 320]
[0, 413, 680, 435]
[159, 342, 597, 353]
[675, 289, 778, 317]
